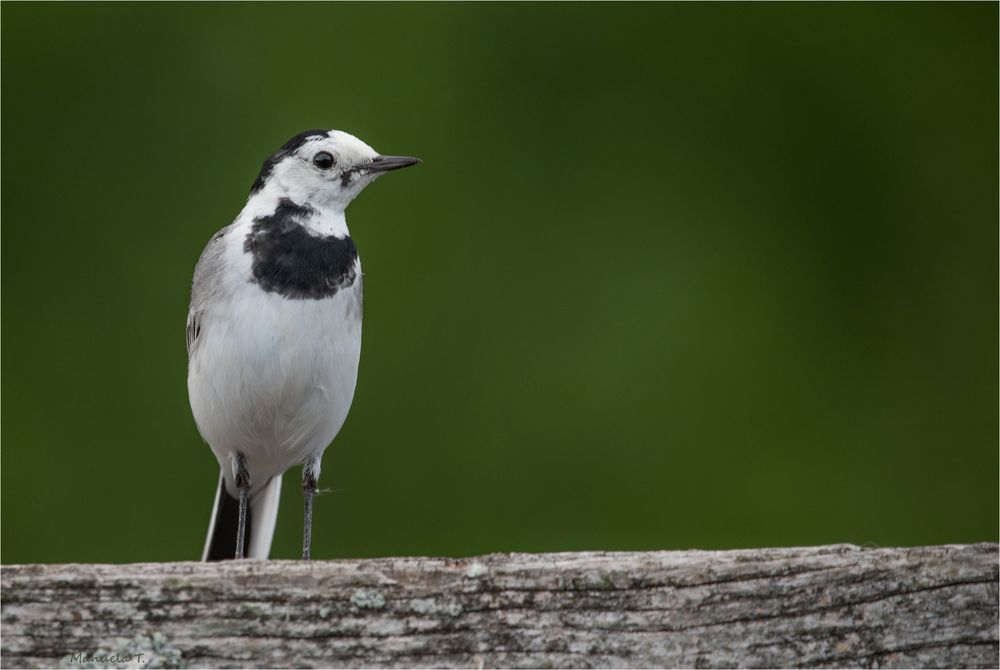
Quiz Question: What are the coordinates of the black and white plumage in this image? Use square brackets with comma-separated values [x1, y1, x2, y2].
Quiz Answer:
[187, 129, 419, 560]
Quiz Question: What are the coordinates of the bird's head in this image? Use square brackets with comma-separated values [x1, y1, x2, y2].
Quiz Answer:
[249, 129, 420, 211]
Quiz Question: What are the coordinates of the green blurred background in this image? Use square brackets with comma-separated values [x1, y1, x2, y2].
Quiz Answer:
[2, 3, 997, 564]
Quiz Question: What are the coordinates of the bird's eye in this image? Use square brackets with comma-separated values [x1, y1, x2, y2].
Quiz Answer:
[313, 152, 335, 170]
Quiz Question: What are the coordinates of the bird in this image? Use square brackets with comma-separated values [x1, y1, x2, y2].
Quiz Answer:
[186, 129, 420, 560]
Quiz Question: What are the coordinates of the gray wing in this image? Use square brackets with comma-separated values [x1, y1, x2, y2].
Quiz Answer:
[187, 225, 232, 359]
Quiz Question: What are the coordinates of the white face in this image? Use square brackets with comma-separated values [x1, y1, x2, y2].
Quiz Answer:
[254, 129, 419, 211]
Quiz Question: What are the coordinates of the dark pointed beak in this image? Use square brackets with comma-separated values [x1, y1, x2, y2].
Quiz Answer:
[363, 155, 422, 174]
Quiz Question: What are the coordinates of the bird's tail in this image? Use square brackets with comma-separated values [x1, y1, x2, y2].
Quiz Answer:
[202, 471, 283, 560]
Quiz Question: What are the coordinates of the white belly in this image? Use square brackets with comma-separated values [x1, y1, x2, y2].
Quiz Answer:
[188, 280, 362, 489]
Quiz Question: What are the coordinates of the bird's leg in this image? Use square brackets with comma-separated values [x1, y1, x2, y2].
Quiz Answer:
[231, 452, 251, 560]
[301, 456, 321, 560]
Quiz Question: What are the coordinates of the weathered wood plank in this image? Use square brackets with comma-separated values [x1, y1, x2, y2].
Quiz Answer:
[2, 544, 997, 668]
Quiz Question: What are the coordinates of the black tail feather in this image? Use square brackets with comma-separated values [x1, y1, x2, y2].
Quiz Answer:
[205, 477, 253, 561]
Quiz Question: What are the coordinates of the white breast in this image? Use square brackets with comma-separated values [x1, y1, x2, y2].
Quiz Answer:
[188, 250, 362, 489]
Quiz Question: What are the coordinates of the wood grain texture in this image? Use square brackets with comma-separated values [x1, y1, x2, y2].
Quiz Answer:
[2, 544, 997, 669]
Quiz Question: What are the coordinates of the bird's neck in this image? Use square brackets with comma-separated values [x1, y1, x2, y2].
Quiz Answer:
[300, 207, 349, 238]
[243, 190, 350, 239]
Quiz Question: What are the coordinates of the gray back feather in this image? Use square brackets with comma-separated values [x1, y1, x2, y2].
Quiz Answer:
[187, 226, 231, 358]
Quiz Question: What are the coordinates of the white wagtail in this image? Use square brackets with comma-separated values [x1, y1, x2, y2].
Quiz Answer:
[187, 129, 420, 560]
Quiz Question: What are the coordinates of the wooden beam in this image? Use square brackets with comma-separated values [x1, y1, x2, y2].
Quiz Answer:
[3, 544, 997, 668]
